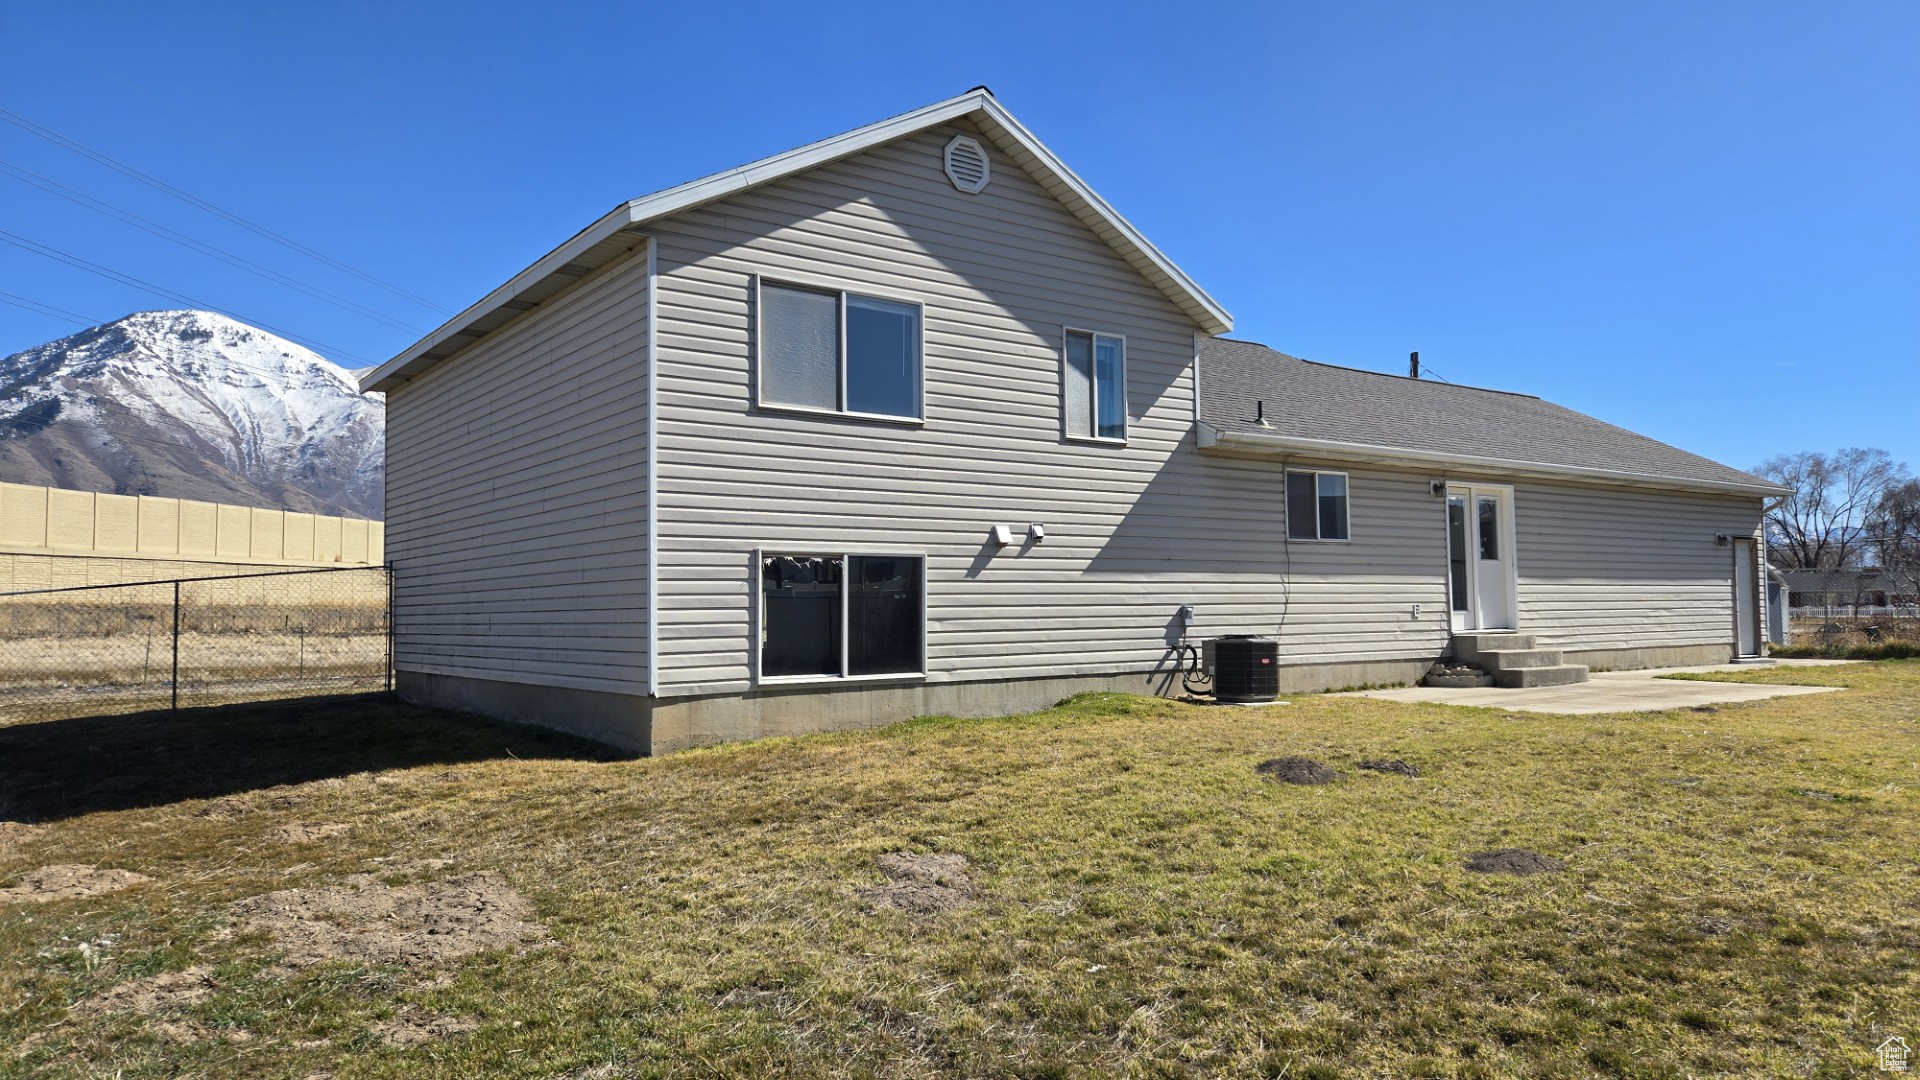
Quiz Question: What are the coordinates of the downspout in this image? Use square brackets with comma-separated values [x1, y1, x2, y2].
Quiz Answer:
[644, 235, 660, 697]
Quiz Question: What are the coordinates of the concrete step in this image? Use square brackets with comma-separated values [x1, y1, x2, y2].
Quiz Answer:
[1451, 632, 1535, 663]
[1478, 648, 1566, 670]
[1495, 664, 1590, 689]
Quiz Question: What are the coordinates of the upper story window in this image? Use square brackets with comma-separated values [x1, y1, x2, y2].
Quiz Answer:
[1286, 470, 1349, 541]
[758, 279, 922, 421]
[1063, 329, 1126, 442]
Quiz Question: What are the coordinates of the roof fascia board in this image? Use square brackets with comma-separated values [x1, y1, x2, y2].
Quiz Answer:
[1199, 424, 1789, 498]
[970, 97, 1232, 335]
[365, 90, 1232, 391]
[360, 203, 636, 391]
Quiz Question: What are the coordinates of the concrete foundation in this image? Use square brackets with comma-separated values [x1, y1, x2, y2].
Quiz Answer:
[399, 654, 1440, 754]
[1563, 642, 1735, 673]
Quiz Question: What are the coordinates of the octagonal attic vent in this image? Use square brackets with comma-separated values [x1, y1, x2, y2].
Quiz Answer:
[943, 135, 990, 194]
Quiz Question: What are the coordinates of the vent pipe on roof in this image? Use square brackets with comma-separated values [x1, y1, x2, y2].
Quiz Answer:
[1410, 351, 1420, 379]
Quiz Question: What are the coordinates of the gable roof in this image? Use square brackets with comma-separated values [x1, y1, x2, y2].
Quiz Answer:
[1779, 567, 1895, 593]
[1198, 337, 1788, 497]
[362, 89, 1231, 393]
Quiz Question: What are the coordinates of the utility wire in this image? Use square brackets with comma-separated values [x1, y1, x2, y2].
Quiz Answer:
[0, 106, 450, 314]
[0, 228, 377, 367]
[0, 159, 426, 334]
[0, 290, 102, 327]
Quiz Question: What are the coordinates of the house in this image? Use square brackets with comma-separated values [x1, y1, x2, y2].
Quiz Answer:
[361, 89, 1788, 754]
[1781, 567, 1916, 615]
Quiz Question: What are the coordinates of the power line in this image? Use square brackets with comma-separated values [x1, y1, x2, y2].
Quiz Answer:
[0, 290, 102, 328]
[0, 106, 450, 314]
[0, 158, 426, 334]
[0, 228, 377, 367]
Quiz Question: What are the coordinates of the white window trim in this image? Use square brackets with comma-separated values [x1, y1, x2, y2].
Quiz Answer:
[751, 274, 927, 425]
[1060, 326, 1128, 445]
[751, 548, 930, 687]
[1286, 469, 1352, 543]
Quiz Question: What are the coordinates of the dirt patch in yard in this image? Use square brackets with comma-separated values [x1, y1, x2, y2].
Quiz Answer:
[265, 822, 351, 844]
[0, 821, 40, 854]
[372, 1005, 481, 1046]
[72, 966, 218, 1017]
[0, 864, 151, 904]
[1356, 759, 1419, 778]
[1256, 757, 1341, 785]
[861, 852, 976, 915]
[226, 871, 546, 968]
[1465, 849, 1565, 875]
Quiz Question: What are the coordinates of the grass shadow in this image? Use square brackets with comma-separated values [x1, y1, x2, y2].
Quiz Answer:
[0, 694, 628, 823]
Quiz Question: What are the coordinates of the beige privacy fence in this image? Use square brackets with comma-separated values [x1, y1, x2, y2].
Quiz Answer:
[0, 483, 383, 567]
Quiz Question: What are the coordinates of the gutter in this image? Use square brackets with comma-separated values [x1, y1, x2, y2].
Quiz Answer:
[1197, 423, 1792, 498]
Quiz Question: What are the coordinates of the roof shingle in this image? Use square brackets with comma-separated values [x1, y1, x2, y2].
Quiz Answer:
[1198, 337, 1780, 494]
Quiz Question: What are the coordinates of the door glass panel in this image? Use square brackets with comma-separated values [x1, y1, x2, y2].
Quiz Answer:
[1477, 496, 1499, 560]
[1447, 495, 1469, 611]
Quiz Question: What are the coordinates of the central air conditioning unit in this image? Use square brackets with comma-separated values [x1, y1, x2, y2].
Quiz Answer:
[1211, 635, 1280, 703]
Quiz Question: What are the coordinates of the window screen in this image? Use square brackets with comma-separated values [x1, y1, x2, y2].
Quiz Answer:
[760, 283, 839, 411]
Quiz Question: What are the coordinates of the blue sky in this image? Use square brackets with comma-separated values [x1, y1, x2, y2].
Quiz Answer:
[3, 0, 1915, 473]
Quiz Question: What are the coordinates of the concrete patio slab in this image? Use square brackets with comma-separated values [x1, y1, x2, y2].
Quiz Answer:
[1339, 659, 1852, 715]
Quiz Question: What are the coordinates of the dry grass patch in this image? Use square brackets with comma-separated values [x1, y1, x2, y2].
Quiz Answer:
[2, 671, 1917, 1077]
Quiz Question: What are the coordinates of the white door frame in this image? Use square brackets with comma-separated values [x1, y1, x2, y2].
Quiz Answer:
[1445, 483, 1519, 632]
[1732, 537, 1761, 656]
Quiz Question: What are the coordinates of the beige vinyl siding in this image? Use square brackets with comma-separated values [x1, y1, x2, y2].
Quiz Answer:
[383, 241, 651, 693]
[650, 120, 1227, 695]
[1512, 481, 1763, 654]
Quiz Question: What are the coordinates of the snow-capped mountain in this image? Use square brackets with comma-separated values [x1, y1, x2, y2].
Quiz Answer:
[0, 310, 383, 519]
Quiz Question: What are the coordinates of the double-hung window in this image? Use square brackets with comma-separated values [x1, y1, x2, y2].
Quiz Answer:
[1063, 329, 1126, 441]
[1286, 470, 1350, 541]
[758, 279, 922, 420]
[759, 553, 926, 680]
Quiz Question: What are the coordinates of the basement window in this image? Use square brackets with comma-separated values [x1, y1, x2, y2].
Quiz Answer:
[757, 279, 923, 421]
[758, 553, 926, 681]
[1286, 470, 1349, 541]
[1063, 329, 1126, 442]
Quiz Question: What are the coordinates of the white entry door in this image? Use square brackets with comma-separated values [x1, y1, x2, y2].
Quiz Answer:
[1446, 484, 1518, 631]
[1732, 538, 1760, 656]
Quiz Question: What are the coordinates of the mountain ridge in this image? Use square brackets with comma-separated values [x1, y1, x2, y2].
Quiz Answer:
[0, 310, 384, 519]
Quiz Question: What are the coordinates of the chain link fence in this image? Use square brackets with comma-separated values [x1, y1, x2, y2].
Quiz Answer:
[0, 566, 391, 723]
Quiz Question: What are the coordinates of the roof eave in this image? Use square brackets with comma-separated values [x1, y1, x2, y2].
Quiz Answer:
[1198, 425, 1791, 498]
[363, 90, 1230, 392]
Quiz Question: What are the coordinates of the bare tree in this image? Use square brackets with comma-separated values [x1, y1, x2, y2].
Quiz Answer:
[1868, 478, 1920, 615]
[1754, 448, 1908, 569]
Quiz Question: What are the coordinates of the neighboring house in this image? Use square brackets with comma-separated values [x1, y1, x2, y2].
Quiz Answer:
[362, 89, 1788, 754]
[1781, 567, 1915, 615]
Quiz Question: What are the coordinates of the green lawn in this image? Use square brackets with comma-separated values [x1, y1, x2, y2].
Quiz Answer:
[3, 663, 1916, 1078]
